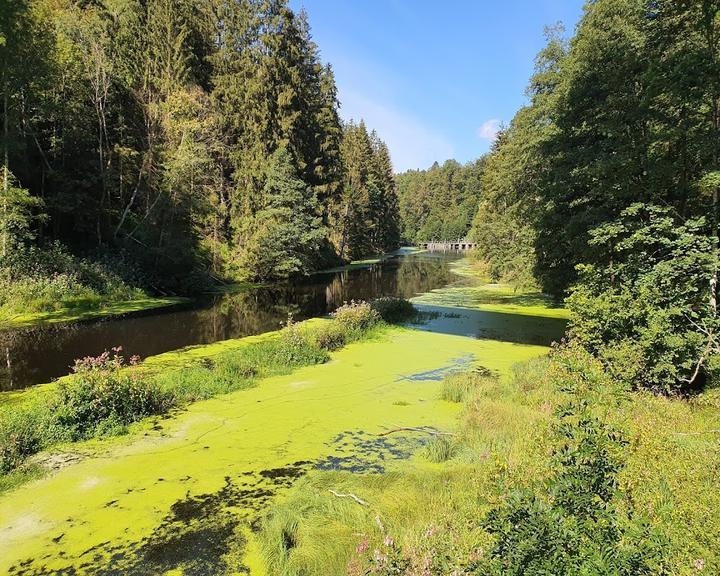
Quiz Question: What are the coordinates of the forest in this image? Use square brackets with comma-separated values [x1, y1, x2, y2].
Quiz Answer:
[396, 158, 485, 243]
[0, 0, 719, 575]
[469, 2, 719, 394]
[0, 0, 400, 315]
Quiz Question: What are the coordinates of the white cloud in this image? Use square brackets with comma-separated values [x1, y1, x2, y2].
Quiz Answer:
[338, 88, 455, 172]
[477, 119, 502, 142]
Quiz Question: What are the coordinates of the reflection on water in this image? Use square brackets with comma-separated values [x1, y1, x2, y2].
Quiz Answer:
[0, 253, 457, 391]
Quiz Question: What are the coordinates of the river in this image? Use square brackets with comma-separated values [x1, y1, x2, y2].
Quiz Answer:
[0, 251, 568, 391]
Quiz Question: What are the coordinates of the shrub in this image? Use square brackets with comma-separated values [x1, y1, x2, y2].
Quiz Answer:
[0, 242, 145, 315]
[272, 318, 330, 366]
[50, 348, 172, 440]
[0, 407, 45, 474]
[370, 297, 417, 324]
[479, 394, 667, 575]
[567, 204, 718, 393]
[312, 321, 347, 351]
[331, 301, 381, 332]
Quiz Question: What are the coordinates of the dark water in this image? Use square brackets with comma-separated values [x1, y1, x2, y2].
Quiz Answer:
[0, 252, 568, 391]
[0, 252, 461, 391]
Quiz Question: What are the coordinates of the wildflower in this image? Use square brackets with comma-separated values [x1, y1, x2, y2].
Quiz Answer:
[694, 559, 705, 571]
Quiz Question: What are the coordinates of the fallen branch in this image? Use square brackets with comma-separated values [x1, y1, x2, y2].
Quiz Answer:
[378, 425, 454, 437]
[328, 489, 368, 506]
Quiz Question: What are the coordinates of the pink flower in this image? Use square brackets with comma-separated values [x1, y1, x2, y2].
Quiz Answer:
[383, 535, 394, 547]
[694, 559, 705, 571]
[355, 537, 369, 554]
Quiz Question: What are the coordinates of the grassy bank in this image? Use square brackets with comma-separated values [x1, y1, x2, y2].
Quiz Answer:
[256, 347, 720, 575]
[315, 247, 425, 274]
[0, 242, 176, 330]
[0, 296, 190, 330]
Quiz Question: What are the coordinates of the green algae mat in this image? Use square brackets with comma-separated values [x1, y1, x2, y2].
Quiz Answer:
[0, 326, 546, 575]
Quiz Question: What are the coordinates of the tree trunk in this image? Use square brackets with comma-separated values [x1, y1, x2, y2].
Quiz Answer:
[712, 184, 718, 316]
[2, 68, 8, 259]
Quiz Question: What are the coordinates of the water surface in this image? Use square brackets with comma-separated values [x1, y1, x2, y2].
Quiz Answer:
[0, 252, 457, 390]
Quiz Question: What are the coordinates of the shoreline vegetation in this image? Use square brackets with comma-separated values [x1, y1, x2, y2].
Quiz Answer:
[0, 247, 422, 332]
[0, 299, 416, 493]
[312, 246, 425, 275]
[0, 296, 191, 331]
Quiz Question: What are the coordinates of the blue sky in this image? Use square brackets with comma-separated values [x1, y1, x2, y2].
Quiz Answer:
[289, 0, 585, 172]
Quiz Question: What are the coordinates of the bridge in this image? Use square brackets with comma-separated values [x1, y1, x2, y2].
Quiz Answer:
[417, 239, 477, 251]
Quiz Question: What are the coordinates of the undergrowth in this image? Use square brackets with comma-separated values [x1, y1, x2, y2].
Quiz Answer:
[0, 242, 146, 318]
[257, 344, 720, 575]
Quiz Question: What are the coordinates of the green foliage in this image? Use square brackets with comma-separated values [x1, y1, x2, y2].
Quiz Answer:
[469, 26, 565, 290]
[331, 300, 381, 332]
[333, 121, 400, 260]
[440, 372, 488, 403]
[0, 405, 46, 474]
[567, 204, 717, 392]
[0, 242, 145, 316]
[422, 435, 457, 463]
[370, 297, 417, 324]
[397, 158, 485, 243]
[1, 0, 397, 290]
[273, 317, 330, 366]
[480, 386, 666, 575]
[0, 168, 45, 257]
[311, 321, 347, 351]
[51, 349, 171, 441]
[238, 147, 326, 280]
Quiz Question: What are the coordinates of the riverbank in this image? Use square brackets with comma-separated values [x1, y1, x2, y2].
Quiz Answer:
[0, 296, 191, 331]
[314, 246, 425, 274]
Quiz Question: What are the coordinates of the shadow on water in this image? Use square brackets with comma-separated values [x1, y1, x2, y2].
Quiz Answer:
[0, 253, 457, 391]
[411, 304, 568, 346]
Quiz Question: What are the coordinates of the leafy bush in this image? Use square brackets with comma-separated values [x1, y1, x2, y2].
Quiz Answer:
[370, 297, 417, 324]
[271, 318, 330, 366]
[331, 300, 381, 332]
[51, 348, 172, 440]
[479, 393, 666, 575]
[311, 321, 347, 351]
[0, 407, 46, 474]
[567, 204, 718, 393]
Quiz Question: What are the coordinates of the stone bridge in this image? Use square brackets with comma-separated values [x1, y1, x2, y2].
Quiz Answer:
[417, 239, 477, 251]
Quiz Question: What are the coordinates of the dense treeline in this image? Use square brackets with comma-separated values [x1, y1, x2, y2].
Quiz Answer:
[0, 0, 400, 300]
[470, 1, 719, 392]
[396, 158, 484, 243]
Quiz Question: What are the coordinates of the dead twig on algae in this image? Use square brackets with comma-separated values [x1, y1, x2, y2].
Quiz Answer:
[328, 490, 369, 506]
[377, 425, 455, 437]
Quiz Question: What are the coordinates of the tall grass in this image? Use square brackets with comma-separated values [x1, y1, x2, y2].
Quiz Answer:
[0, 242, 145, 317]
[257, 348, 720, 575]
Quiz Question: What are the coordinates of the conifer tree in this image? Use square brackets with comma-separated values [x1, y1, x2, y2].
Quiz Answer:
[239, 146, 325, 279]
